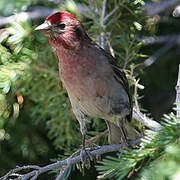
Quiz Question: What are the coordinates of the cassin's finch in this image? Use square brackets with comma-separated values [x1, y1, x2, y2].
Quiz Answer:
[35, 11, 138, 164]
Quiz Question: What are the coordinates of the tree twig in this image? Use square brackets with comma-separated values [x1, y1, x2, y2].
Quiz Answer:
[0, 4, 89, 27]
[131, 73, 162, 131]
[0, 138, 141, 180]
[136, 35, 180, 46]
[176, 64, 180, 118]
[103, 0, 125, 23]
[133, 108, 162, 131]
[0, 7, 59, 27]
[55, 163, 71, 180]
[98, 0, 107, 49]
[141, 42, 174, 68]
[101, 0, 107, 29]
[103, 6, 119, 23]
[145, 0, 178, 16]
[0, 165, 40, 180]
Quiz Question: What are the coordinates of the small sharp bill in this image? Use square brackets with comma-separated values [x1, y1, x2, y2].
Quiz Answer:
[35, 21, 51, 32]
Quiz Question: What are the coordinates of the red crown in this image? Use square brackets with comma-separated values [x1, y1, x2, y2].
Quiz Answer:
[46, 11, 76, 24]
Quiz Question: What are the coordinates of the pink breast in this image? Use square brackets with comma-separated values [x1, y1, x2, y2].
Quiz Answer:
[59, 55, 98, 99]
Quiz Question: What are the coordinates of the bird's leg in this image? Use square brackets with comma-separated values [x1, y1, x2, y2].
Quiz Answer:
[119, 121, 133, 148]
[71, 104, 94, 166]
[79, 121, 93, 168]
[85, 139, 101, 149]
[119, 124, 129, 146]
[82, 130, 86, 149]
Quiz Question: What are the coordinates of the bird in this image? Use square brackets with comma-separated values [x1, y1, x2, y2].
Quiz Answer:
[35, 11, 139, 164]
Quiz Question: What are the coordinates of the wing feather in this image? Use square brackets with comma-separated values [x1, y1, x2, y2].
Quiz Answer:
[104, 51, 132, 122]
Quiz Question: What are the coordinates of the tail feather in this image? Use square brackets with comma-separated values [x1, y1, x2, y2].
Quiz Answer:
[106, 118, 139, 144]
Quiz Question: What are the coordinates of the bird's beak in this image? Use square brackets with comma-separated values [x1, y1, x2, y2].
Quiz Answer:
[35, 21, 52, 34]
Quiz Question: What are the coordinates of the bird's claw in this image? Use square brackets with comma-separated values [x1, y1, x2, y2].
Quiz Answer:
[122, 138, 133, 148]
[80, 147, 93, 168]
[86, 139, 101, 149]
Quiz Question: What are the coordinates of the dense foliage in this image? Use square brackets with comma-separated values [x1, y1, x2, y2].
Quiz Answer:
[0, 0, 179, 179]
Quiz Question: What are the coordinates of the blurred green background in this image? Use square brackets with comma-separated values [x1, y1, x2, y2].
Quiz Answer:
[0, 0, 179, 179]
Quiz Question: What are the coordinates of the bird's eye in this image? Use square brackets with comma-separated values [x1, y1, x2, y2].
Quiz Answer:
[56, 23, 66, 29]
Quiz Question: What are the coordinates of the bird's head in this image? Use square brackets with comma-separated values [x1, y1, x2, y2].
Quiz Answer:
[35, 11, 90, 50]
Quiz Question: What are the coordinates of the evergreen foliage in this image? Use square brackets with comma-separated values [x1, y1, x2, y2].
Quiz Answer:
[0, 0, 179, 179]
[97, 111, 180, 179]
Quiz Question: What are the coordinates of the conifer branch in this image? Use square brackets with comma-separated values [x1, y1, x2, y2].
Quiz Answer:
[145, 0, 178, 16]
[0, 7, 58, 27]
[133, 108, 162, 131]
[0, 138, 141, 180]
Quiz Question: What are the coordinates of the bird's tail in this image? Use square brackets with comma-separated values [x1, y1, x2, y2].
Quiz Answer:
[106, 118, 139, 144]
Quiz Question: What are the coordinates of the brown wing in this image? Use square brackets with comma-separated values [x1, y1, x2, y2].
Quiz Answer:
[91, 43, 132, 121]
[104, 51, 132, 122]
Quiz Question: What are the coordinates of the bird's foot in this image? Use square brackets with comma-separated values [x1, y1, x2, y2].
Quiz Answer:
[80, 147, 93, 168]
[126, 141, 132, 148]
[86, 139, 101, 149]
[122, 138, 133, 148]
